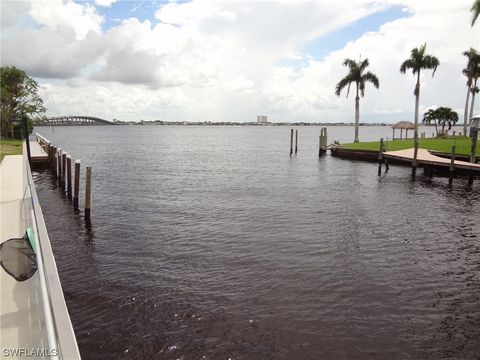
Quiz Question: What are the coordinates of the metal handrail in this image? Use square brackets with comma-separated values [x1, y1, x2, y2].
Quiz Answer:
[23, 143, 81, 359]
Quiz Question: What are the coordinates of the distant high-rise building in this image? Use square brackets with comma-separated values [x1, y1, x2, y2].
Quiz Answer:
[257, 115, 268, 125]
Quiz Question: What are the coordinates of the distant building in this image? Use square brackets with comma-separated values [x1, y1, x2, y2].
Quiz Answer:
[257, 115, 268, 125]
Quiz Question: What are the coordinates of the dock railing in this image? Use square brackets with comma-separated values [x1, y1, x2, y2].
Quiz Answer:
[23, 142, 81, 359]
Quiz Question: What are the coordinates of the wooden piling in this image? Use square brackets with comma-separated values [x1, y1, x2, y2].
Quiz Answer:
[323, 127, 327, 152]
[378, 138, 384, 176]
[74, 160, 80, 210]
[66, 156, 72, 200]
[52, 146, 57, 171]
[468, 172, 474, 186]
[85, 166, 92, 220]
[319, 127, 328, 156]
[57, 148, 62, 180]
[470, 129, 478, 164]
[290, 129, 294, 156]
[411, 141, 418, 179]
[295, 130, 298, 154]
[61, 152, 67, 189]
[47, 144, 51, 165]
[449, 145, 456, 186]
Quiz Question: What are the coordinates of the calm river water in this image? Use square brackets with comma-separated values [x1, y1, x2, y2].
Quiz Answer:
[32, 125, 479, 360]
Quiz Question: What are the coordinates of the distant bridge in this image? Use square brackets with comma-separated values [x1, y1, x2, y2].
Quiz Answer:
[37, 115, 114, 126]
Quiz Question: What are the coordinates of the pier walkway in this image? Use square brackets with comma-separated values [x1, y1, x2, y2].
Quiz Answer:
[383, 148, 480, 172]
[30, 140, 48, 163]
[0, 146, 80, 359]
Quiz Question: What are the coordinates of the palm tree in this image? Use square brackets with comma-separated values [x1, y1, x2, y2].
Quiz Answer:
[422, 108, 439, 136]
[335, 58, 379, 143]
[472, 0, 480, 26]
[436, 107, 459, 134]
[462, 48, 480, 135]
[400, 43, 439, 153]
[468, 63, 480, 121]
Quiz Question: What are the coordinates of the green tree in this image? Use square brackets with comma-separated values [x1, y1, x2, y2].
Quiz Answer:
[422, 108, 439, 136]
[335, 58, 379, 143]
[472, 0, 480, 26]
[436, 107, 459, 134]
[462, 48, 480, 135]
[423, 107, 458, 136]
[400, 43, 439, 152]
[1, 66, 45, 138]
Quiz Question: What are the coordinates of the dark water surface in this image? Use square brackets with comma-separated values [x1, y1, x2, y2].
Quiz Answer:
[33, 126, 480, 359]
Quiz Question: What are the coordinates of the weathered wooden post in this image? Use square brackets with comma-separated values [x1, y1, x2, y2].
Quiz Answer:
[295, 130, 298, 154]
[378, 138, 384, 176]
[66, 156, 72, 200]
[61, 152, 67, 189]
[290, 129, 294, 156]
[74, 160, 80, 210]
[47, 144, 51, 165]
[85, 166, 92, 220]
[411, 141, 418, 179]
[323, 127, 327, 152]
[57, 148, 62, 180]
[470, 129, 478, 164]
[449, 145, 456, 186]
[53, 147, 58, 173]
[318, 127, 328, 156]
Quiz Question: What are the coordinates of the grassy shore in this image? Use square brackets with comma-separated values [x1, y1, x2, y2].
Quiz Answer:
[343, 136, 479, 156]
[0, 139, 23, 162]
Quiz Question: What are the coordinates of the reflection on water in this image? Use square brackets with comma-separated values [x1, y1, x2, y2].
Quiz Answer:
[33, 126, 480, 359]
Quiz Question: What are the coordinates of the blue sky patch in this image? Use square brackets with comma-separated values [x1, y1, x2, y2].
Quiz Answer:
[302, 5, 411, 60]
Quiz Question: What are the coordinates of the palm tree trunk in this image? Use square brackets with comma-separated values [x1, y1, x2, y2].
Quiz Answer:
[464, 84, 471, 136]
[354, 83, 360, 143]
[469, 78, 478, 125]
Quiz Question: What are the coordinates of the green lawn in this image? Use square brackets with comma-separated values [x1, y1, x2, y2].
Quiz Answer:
[343, 136, 479, 156]
[0, 139, 23, 162]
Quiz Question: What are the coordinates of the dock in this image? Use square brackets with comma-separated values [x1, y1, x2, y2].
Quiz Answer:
[383, 148, 480, 172]
[0, 144, 80, 359]
[30, 140, 49, 163]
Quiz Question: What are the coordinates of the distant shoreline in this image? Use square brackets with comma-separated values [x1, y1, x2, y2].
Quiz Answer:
[36, 121, 464, 127]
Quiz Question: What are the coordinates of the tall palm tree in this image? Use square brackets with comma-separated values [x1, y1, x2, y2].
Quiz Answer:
[400, 43, 439, 154]
[469, 63, 480, 121]
[472, 0, 480, 26]
[462, 48, 480, 135]
[335, 58, 379, 143]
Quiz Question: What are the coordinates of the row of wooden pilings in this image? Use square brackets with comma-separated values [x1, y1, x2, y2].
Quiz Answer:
[377, 137, 475, 186]
[36, 134, 92, 221]
[289, 128, 328, 156]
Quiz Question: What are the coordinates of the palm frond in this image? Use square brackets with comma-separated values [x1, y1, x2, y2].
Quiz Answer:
[400, 59, 415, 74]
[362, 72, 379, 88]
[471, 0, 480, 26]
[335, 75, 353, 97]
[423, 55, 440, 76]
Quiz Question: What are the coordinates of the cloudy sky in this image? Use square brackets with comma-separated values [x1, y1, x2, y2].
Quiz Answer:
[1, 0, 478, 123]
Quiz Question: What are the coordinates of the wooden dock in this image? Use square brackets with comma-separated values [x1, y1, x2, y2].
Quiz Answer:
[383, 148, 480, 172]
[30, 140, 48, 163]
